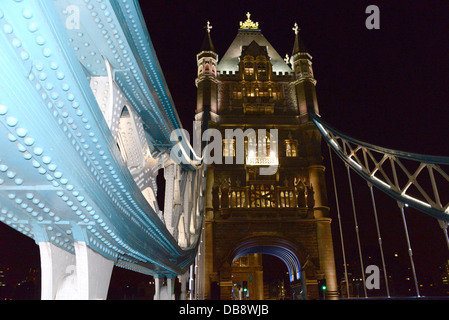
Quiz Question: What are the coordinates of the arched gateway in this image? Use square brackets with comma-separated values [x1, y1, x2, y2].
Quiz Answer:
[195, 14, 338, 300]
[228, 237, 305, 299]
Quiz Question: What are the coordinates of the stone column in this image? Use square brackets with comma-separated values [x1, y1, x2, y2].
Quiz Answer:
[255, 270, 264, 300]
[308, 164, 329, 218]
[219, 262, 233, 300]
[316, 218, 338, 300]
[203, 165, 214, 299]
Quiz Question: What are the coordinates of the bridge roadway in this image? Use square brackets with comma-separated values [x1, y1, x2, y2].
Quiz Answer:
[0, 0, 205, 299]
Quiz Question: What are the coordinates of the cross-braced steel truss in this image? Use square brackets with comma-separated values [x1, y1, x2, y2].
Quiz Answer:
[312, 114, 449, 223]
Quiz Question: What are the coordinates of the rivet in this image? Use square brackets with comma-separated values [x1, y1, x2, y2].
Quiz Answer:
[7, 171, 16, 179]
[15, 127, 27, 137]
[0, 105, 8, 115]
[42, 47, 52, 57]
[24, 137, 35, 146]
[35, 35, 45, 45]
[28, 22, 39, 32]
[12, 38, 21, 48]
[6, 117, 18, 127]
[22, 8, 33, 19]
[33, 147, 43, 155]
[42, 156, 51, 164]
[3, 23, 13, 34]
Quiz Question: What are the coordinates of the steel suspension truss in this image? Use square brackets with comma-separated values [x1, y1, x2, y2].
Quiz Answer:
[312, 113, 449, 224]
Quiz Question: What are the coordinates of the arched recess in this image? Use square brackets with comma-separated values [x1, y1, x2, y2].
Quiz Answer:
[228, 237, 305, 282]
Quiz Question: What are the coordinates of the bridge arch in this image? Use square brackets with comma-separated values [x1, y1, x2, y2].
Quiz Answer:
[226, 236, 308, 283]
[220, 236, 311, 300]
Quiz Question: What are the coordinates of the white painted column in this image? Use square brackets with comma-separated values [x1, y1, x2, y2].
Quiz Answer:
[189, 264, 195, 300]
[38, 241, 114, 300]
[39, 242, 76, 300]
[163, 164, 176, 235]
[73, 242, 114, 300]
[153, 276, 161, 300]
[153, 276, 176, 300]
[166, 277, 176, 300]
[178, 271, 189, 300]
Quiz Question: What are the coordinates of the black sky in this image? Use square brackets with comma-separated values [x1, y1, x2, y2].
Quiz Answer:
[1, 0, 449, 296]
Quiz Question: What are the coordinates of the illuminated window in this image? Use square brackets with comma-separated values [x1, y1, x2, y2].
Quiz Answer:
[223, 138, 235, 157]
[285, 140, 297, 157]
[232, 85, 242, 99]
[246, 132, 278, 165]
[240, 257, 249, 267]
[245, 67, 254, 75]
[244, 63, 254, 76]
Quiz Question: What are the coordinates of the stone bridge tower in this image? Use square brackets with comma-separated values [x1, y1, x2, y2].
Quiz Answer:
[196, 14, 337, 300]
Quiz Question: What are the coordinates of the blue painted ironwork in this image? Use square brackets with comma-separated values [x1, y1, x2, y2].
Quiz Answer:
[0, 0, 204, 278]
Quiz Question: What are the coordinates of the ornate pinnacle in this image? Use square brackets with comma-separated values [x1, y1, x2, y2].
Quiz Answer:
[292, 22, 300, 35]
[239, 12, 259, 30]
[206, 20, 212, 33]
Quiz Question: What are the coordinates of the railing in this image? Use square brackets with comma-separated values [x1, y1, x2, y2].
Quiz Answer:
[213, 184, 314, 210]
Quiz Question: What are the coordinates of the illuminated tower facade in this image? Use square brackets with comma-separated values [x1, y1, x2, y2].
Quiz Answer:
[196, 14, 337, 300]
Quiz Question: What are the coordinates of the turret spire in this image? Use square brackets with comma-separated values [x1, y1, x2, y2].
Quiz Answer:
[292, 22, 307, 55]
[200, 20, 216, 52]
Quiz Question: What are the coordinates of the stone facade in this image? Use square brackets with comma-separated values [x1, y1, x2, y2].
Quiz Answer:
[195, 15, 337, 300]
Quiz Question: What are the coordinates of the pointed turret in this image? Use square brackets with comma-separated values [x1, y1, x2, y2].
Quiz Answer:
[196, 21, 218, 80]
[195, 21, 219, 129]
[200, 21, 216, 53]
[292, 22, 308, 56]
[290, 22, 319, 122]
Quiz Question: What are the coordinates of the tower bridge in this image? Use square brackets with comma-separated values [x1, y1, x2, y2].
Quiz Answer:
[0, 1, 448, 300]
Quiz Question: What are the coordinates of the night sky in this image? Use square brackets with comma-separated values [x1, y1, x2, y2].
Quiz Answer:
[1, 0, 449, 298]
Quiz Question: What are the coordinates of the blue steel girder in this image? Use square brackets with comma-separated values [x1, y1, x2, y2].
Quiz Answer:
[53, 0, 198, 166]
[312, 113, 449, 223]
[0, 0, 204, 277]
